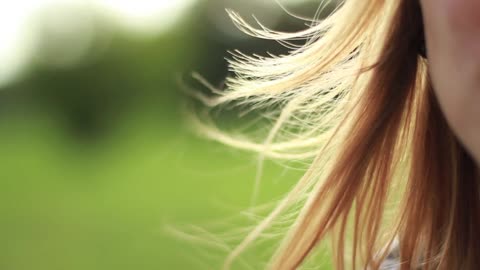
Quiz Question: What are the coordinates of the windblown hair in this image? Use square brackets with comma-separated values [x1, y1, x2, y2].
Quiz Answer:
[190, 0, 480, 269]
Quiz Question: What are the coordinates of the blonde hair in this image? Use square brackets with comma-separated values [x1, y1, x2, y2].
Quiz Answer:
[189, 0, 480, 269]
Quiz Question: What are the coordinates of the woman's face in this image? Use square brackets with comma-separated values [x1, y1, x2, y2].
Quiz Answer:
[420, 0, 480, 164]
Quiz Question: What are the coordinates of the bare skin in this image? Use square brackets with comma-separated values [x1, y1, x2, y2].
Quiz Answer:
[420, 0, 480, 164]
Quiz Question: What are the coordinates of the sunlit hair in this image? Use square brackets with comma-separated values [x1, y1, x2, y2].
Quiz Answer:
[188, 0, 480, 269]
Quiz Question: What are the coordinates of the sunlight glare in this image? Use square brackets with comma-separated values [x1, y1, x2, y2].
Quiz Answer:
[0, 1, 44, 87]
[94, 0, 197, 34]
[0, 0, 197, 87]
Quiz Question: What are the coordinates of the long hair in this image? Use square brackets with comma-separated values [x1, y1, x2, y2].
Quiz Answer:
[189, 0, 480, 269]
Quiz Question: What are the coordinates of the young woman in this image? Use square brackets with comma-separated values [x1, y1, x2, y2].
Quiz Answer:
[192, 0, 480, 269]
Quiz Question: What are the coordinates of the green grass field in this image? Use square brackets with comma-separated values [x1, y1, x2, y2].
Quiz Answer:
[0, 108, 309, 269]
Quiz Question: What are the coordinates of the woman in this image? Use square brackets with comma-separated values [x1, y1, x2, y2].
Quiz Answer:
[192, 0, 480, 269]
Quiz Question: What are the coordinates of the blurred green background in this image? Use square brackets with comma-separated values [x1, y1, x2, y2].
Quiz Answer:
[0, 0, 336, 269]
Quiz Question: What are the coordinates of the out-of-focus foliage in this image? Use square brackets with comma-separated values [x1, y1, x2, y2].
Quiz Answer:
[0, 1, 336, 269]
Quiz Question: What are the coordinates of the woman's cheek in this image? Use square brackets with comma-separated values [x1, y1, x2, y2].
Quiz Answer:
[421, 0, 480, 163]
[443, 0, 480, 30]
[443, 0, 480, 57]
